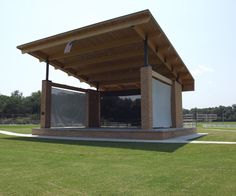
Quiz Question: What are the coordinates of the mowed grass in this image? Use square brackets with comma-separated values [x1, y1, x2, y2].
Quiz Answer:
[197, 122, 236, 142]
[197, 129, 236, 142]
[0, 125, 236, 195]
[0, 124, 38, 134]
[0, 135, 236, 195]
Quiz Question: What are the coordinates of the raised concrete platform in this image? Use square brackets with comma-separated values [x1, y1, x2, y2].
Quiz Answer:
[32, 127, 196, 140]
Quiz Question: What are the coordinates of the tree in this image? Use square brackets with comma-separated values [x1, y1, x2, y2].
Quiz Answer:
[183, 104, 236, 121]
[0, 90, 41, 119]
[24, 91, 41, 114]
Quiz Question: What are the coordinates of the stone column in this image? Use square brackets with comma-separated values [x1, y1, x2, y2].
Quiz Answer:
[140, 66, 153, 130]
[171, 81, 183, 128]
[40, 80, 52, 128]
[87, 90, 100, 128]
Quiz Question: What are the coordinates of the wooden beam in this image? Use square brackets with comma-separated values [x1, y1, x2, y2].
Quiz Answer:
[99, 78, 139, 86]
[44, 59, 95, 87]
[166, 56, 178, 64]
[49, 36, 142, 62]
[29, 50, 93, 86]
[178, 72, 192, 80]
[76, 58, 143, 76]
[88, 71, 139, 82]
[158, 45, 171, 55]
[101, 83, 140, 91]
[152, 70, 173, 85]
[172, 66, 186, 74]
[64, 48, 143, 68]
[51, 82, 88, 93]
[100, 89, 140, 96]
[30, 51, 48, 62]
[18, 14, 151, 54]
[182, 83, 194, 91]
[73, 54, 161, 76]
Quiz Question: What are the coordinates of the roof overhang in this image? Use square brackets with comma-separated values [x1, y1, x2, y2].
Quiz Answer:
[17, 9, 194, 91]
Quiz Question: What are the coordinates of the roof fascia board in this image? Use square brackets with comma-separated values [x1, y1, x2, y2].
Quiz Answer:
[17, 11, 151, 54]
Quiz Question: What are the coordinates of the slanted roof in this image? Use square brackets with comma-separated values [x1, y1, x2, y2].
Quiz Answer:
[17, 10, 194, 91]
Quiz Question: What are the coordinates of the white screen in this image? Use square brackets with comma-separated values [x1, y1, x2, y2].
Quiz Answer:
[152, 78, 172, 128]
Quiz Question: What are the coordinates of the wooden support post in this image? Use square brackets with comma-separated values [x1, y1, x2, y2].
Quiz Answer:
[40, 80, 52, 128]
[140, 66, 153, 130]
[87, 90, 100, 127]
[171, 81, 183, 128]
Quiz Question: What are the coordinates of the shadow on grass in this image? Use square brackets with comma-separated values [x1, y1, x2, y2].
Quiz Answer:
[1, 136, 186, 153]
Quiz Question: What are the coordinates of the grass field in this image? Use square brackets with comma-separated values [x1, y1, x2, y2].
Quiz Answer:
[0, 124, 39, 134]
[196, 122, 236, 142]
[0, 124, 236, 195]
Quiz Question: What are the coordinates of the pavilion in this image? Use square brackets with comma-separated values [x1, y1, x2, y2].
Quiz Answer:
[17, 10, 195, 139]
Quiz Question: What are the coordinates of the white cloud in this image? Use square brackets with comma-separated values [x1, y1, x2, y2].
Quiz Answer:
[191, 65, 214, 77]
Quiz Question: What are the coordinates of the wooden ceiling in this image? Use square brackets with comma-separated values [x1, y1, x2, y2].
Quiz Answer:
[17, 10, 194, 91]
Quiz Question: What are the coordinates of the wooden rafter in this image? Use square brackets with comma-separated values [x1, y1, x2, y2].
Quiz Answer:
[64, 47, 144, 68]
[158, 45, 171, 55]
[48, 36, 142, 62]
[99, 78, 139, 86]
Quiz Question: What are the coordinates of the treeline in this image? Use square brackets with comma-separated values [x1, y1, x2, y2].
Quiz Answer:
[0, 90, 236, 123]
[183, 104, 236, 121]
[0, 90, 40, 124]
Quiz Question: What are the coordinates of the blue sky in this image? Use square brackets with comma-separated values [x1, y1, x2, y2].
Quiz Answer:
[0, 0, 235, 109]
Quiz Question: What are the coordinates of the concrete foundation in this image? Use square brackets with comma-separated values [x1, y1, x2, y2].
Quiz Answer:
[32, 127, 196, 140]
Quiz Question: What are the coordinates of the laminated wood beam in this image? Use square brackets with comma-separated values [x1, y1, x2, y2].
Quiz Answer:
[99, 78, 139, 86]
[88, 71, 139, 82]
[76, 59, 143, 76]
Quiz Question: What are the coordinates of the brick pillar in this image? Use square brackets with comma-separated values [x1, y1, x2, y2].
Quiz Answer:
[87, 90, 100, 128]
[171, 81, 183, 128]
[140, 66, 153, 130]
[40, 80, 52, 128]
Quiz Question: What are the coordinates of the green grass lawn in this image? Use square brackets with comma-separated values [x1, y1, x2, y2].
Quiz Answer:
[197, 122, 236, 131]
[0, 124, 39, 134]
[196, 122, 236, 142]
[197, 128, 236, 142]
[198, 122, 236, 125]
[0, 124, 236, 195]
[0, 134, 236, 196]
